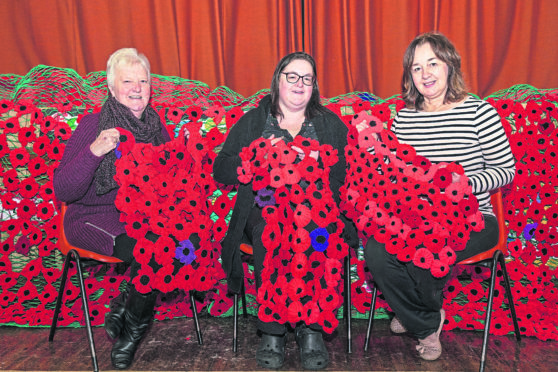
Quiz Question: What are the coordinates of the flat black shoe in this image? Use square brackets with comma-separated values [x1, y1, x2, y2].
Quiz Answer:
[256, 333, 286, 370]
[295, 325, 329, 370]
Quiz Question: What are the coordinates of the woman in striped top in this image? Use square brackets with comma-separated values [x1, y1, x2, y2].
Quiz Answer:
[362, 32, 515, 361]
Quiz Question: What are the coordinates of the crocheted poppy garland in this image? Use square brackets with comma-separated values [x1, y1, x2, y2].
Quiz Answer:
[114, 123, 222, 294]
[341, 111, 485, 278]
[237, 136, 349, 333]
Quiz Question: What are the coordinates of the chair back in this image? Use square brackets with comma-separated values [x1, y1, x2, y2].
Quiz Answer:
[59, 202, 123, 263]
[458, 189, 507, 264]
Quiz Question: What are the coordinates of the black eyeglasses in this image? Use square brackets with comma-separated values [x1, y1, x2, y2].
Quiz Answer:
[281, 72, 315, 86]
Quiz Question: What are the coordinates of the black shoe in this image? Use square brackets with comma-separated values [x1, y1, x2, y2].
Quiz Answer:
[111, 287, 157, 370]
[295, 324, 329, 370]
[256, 332, 286, 370]
[105, 286, 129, 339]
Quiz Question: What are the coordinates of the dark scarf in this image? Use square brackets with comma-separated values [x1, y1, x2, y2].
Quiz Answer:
[95, 95, 165, 195]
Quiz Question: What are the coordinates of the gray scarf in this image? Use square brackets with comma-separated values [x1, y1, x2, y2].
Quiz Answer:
[95, 95, 165, 195]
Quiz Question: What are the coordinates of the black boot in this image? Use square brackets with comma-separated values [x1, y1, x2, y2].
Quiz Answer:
[295, 324, 329, 370]
[111, 286, 157, 370]
[105, 285, 129, 339]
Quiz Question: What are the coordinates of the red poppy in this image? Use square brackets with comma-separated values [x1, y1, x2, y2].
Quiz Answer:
[36, 201, 55, 221]
[31, 136, 50, 157]
[8, 147, 30, 169]
[54, 120, 72, 140]
[18, 177, 40, 199]
[46, 138, 64, 161]
[17, 199, 37, 220]
[371, 103, 391, 122]
[293, 204, 312, 228]
[525, 101, 543, 122]
[324, 258, 342, 286]
[290, 253, 308, 278]
[225, 106, 245, 128]
[430, 259, 450, 278]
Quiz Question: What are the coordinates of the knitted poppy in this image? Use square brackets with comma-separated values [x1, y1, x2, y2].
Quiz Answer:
[430, 259, 450, 278]
[293, 204, 312, 228]
[253, 187, 274, 208]
[0, 117, 20, 134]
[17, 178, 39, 199]
[26, 156, 48, 178]
[288, 183, 306, 204]
[358, 127, 379, 149]
[319, 145, 339, 168]
[370, 102, 391, 122]
[9, 147, 30, 169]
[54, 120, 72, 140]
[17, 125, 37, 147]
[16, 199, 37, 220]
[184, 105, 202, 122]
[410, 155, 431, 171]
[324, 258, 342, 286]
[310, 227, 329, 252]
[261, 223, 281, 250]
[46, 138, 64, 161]
[318, 286, 340, 311]
[35, 201, 55, 221]
[269, 167, 285, 189]
[292, 227, 311, 253]
[290, 253, 308, 278]
[458, 197, 479, 217]
[175, 239, 197, 265]
[225, 106, 245, 128]
[14, 235, 31, 256]
[17, 281, 40, 302]
[413, 248, 434, 269]
[132, 264, 155, 294]
[252, 167, 270, 191]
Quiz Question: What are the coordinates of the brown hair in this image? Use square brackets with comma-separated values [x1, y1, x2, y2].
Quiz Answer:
[270, 52, 327, 119]
[401, 32, 467, 110]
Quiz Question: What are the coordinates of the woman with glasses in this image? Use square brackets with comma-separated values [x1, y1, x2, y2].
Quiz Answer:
[214, 52, 357, 370]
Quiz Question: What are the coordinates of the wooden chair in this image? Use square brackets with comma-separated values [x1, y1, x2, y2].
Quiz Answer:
[49, 203, 204, 372]
[232, 243, 354, 353]
[363, 190, 521, 372]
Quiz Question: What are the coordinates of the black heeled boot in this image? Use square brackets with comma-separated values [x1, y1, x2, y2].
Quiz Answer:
[111, 286, 158, 370]
[105, 285, 129, 339]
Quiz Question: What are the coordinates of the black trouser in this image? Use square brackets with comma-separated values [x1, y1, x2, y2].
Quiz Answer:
[364, 214, 498, 339]
[112, 232, 169, 292]
[246, 206, 323, 335]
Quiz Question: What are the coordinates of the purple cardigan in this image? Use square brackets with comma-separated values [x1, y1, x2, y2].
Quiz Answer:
[53, 112, 170, 255]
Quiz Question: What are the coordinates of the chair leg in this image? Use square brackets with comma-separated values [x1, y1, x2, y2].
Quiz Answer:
[479, 256, 498, 372]
[497, 251, 521, 341]
[189, 291, 203, 345]
[364, 285, 377, 352]
[53, 250, 99, 372]
[344, 254, 352, 354]
[241, 279, 247, 319]
[49, 251, 72, 342]
[233, 292, 239, 353]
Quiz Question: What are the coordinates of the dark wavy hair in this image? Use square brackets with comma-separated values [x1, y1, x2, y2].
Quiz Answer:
[270, 52, 327, 119]
[401, 32, 468, 110]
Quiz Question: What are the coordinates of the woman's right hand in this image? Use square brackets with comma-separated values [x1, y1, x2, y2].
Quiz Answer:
[90, 128, 120, 157]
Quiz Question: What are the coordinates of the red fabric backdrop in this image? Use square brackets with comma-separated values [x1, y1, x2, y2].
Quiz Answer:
[1, 0, 557, 98]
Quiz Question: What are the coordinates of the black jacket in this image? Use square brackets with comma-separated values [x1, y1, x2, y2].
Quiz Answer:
[213, 95, 358, 293]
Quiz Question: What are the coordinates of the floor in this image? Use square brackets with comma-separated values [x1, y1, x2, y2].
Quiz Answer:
[0, 315, 556, 371]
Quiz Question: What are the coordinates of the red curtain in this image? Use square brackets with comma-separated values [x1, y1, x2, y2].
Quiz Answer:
[306, 0, 558, 98]
[1, 0, 557, 98]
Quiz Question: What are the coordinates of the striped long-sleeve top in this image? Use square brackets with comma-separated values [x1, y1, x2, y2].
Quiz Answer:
[392, 96, 515, 215]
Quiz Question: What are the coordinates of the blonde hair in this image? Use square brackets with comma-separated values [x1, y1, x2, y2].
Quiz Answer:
[106, 48, 151, 89]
